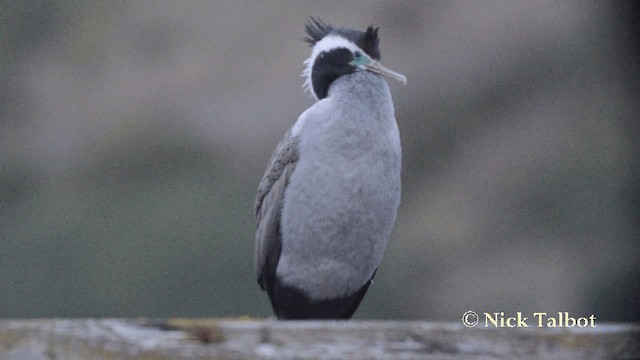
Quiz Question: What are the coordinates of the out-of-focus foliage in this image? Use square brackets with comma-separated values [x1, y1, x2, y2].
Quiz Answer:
[1, 1, 638, 321]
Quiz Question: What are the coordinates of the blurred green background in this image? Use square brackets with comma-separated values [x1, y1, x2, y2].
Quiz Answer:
[1, 1, 638, 321]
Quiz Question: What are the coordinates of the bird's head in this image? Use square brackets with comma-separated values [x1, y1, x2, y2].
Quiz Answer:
[302, 17, 406, 101]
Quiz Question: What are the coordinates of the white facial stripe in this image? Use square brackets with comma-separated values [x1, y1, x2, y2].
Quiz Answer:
[310, 35, 362, 62]
[302, 35, 366, 101]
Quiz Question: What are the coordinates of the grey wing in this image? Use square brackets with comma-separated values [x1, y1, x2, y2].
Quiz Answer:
[254, 129, 299, 290]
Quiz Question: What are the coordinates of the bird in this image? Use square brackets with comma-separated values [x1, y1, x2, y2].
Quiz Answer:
[254, 17, 406, 320]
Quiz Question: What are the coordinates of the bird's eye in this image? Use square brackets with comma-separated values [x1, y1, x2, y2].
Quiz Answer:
[354, 51, 362, 58]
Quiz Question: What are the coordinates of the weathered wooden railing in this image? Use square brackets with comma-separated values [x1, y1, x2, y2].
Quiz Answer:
[1, 319, 638, 359]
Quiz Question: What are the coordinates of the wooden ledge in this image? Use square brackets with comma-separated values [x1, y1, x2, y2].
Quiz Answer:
[1, 319, 638, 359]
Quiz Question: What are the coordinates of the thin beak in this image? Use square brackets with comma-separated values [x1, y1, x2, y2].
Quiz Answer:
[363, 61, 407, 85]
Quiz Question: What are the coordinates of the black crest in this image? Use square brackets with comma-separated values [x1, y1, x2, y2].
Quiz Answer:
[360, 26, 380, 60]
[303, 17, 382, 60]
[304, 17, 333, 46]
